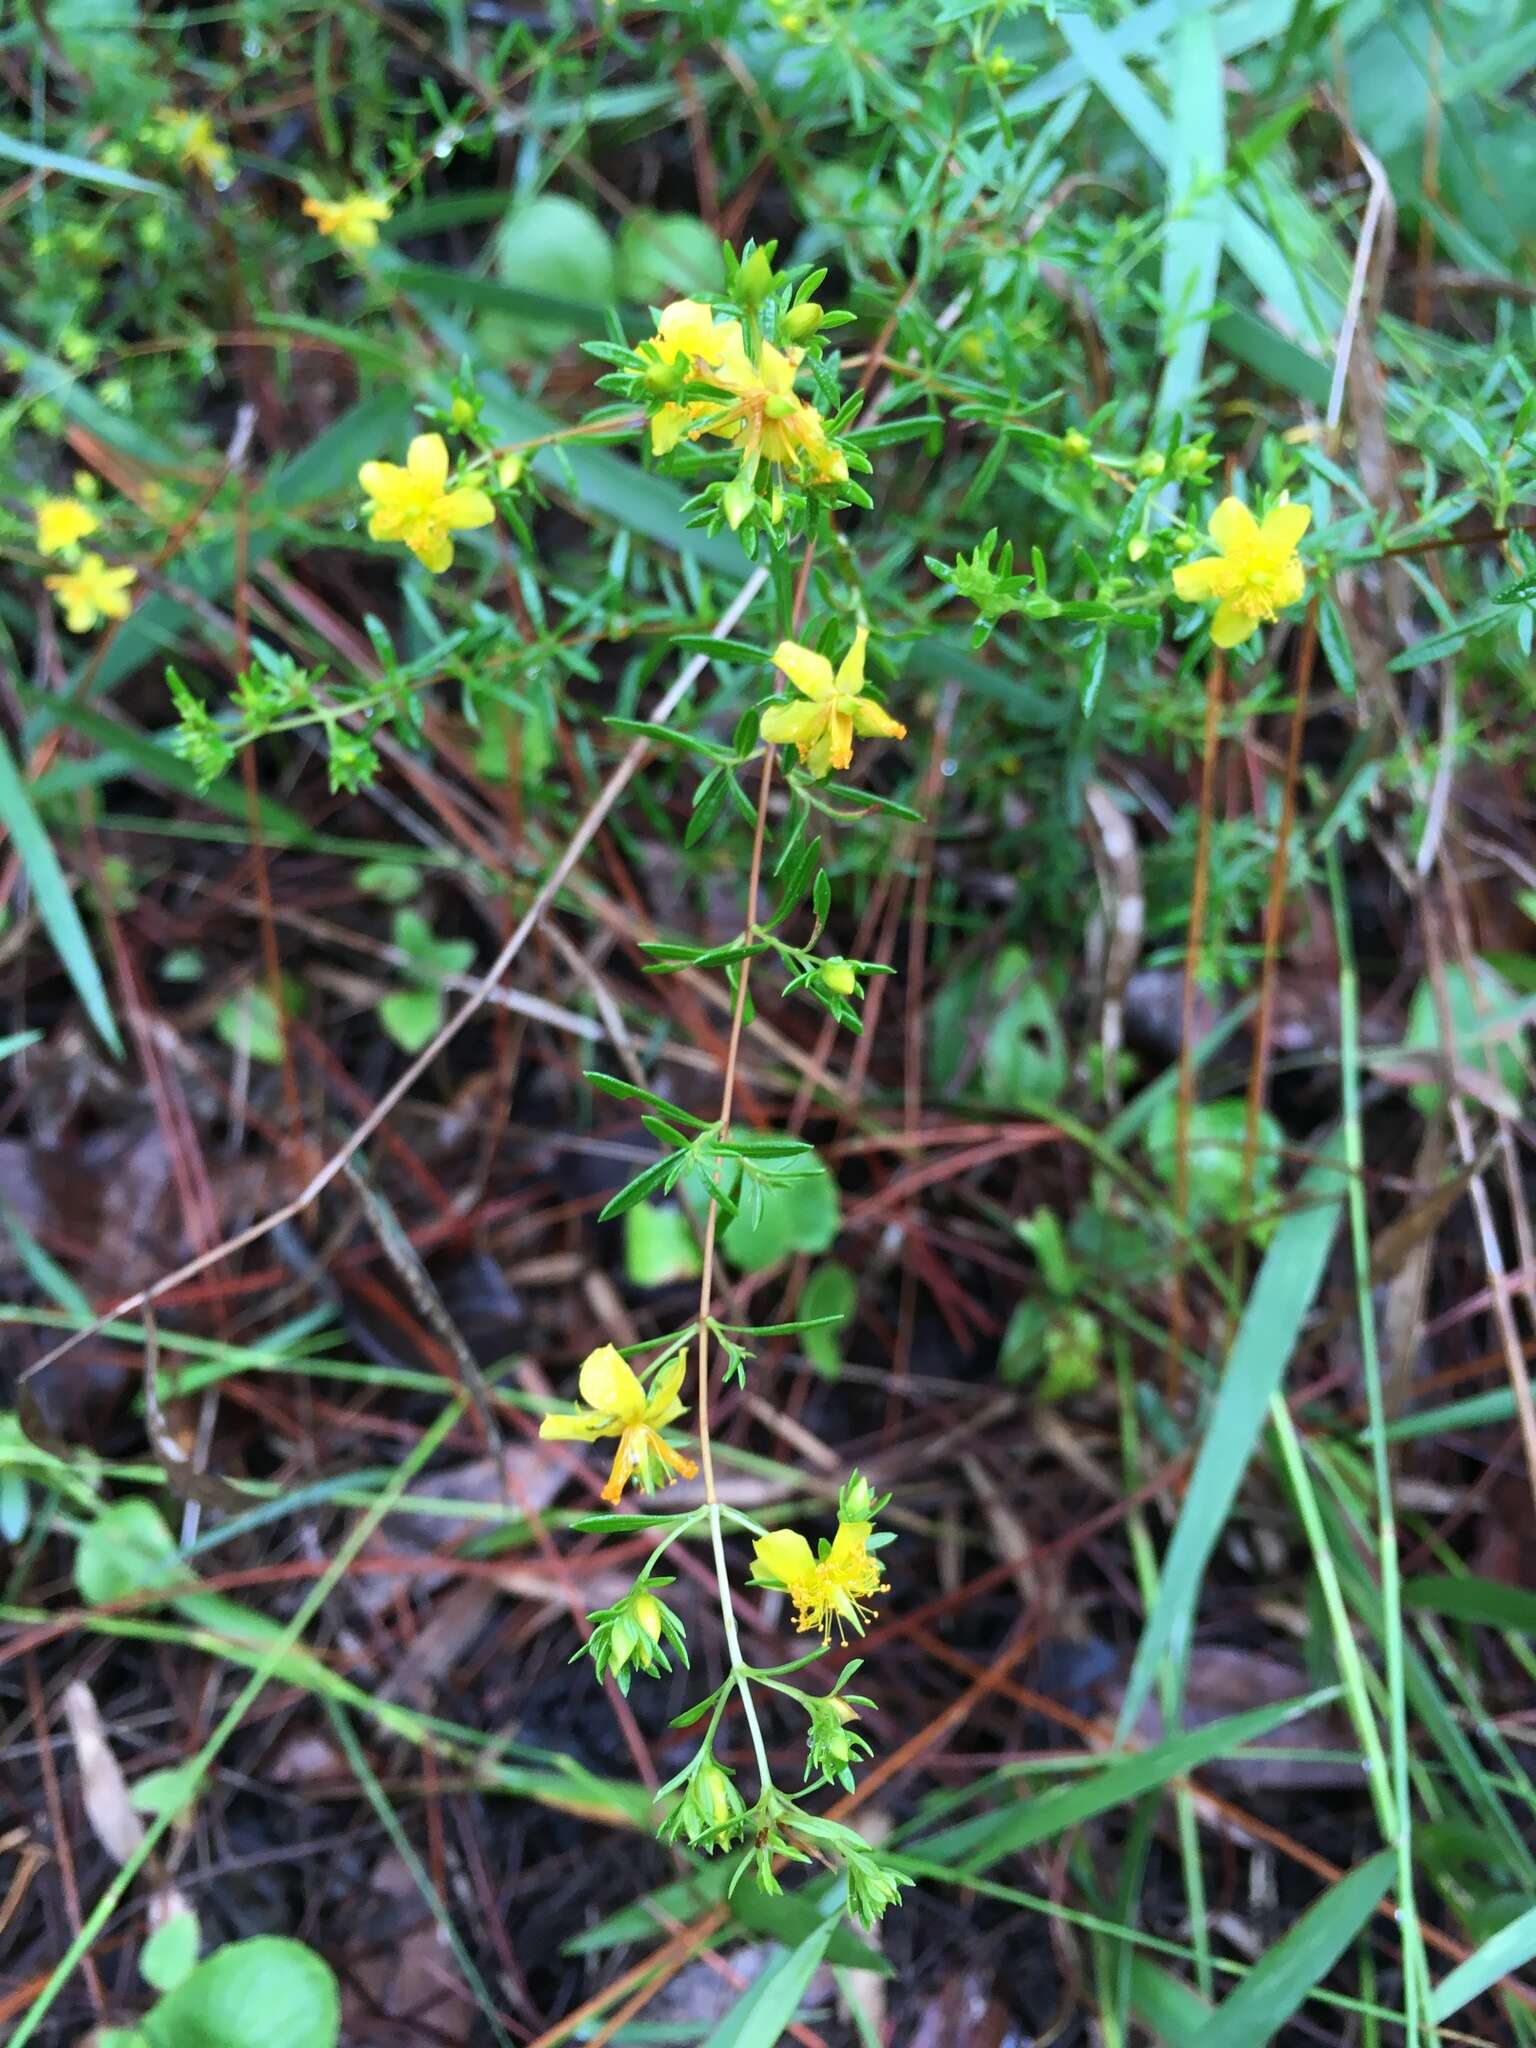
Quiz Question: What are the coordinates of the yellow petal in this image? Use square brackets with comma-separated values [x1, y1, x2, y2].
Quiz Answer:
[357, 460, 399, 501]
[578, 1343, 646, 1423]
[753, 1529, 816, 1587]
[1273, 557, 1306, 609]
[1210, 599, 1254, 649]
[824, 706, 854, 773]
[539, 1410, 605, 1443]
[441, 487, 495, 531]
[406, 433, 449, 487]
[1207, 497, 1259, 554]
[772, 639, 836, 701]
[650, 403, 691, 456]
[849, 694, 905, 741]
[830, 1520, 873, 1568]
[412, 532, 454, 574]
[1259, 500, 1311, 552]
[760, 699, 824, 747]
[1171, 557, 1225, 603]
[643, 1353, 688, 1426]
[834, 625, 868, 694]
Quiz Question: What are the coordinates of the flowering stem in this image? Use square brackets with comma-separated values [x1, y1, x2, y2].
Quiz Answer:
[694, 717, 779, 1796]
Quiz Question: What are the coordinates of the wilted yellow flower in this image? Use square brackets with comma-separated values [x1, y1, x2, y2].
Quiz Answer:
[154, 109, 233, 184]
[751, 1520, 886, 1642]
[1171, 496, 1310, 649]
[707, 328, 847, 484]
[539, 1344, 698, 1505]
[36, 497, 99, 557]
[357, 433, 495, 573]
[760, 626, 906, 779]
[45, 553, 136, 633]
[302, 191, 392, 252]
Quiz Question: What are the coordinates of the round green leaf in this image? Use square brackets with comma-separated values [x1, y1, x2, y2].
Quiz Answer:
[491, 196, 614, 352]
[615, 211, 724, 301]
[720, 1151, 840, 1271]
[76, 1499, 183, 1606]
[140, 1911, 200, 1993]
[141, 1937, 339, 2048]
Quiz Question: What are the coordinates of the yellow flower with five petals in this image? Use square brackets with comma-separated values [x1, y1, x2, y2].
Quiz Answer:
[45, 553, 136, 633]
[751, 1519, 886, 1642]
[1171, 496, 1310, 649]
[303, 191, 392, 252]
[760, 626, 906, 779]
[357, 433, 495, 573]
[705, 328, 847, 484]
[539, 1344, 699, 1505]
[36, 497, 100, 557]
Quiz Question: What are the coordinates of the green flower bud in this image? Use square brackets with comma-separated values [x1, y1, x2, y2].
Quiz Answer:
[721, 471, 757, 531]
[1061, 428, 1091, 460]
[1127, 534, 1149, 563]
[819, 958, 858, 998]
[783, 301, 825, 344]
[985, 50, 1012, 81]
[642, 355, 686, 399]
[659, 1752, 748, 1851]
[1136, 449, 1167, 479]
[736, 245, 777, 309]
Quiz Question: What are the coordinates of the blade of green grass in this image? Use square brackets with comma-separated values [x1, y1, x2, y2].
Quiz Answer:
[1189, 1851, 1396, 2048]
[1156, 4, 1226, 424]
[1402, 1573, 1536, 1633]
[908, 1688, 1339, 1872]
[0, 726, 122, 1055]
[699, 1922, 834, 2048]
[1430, 1901, 1536, 2022]
[0, 131, 172, 196]
[1117, 1138, 1346, 1737]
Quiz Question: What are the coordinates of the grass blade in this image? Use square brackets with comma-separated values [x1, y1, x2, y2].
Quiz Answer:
[0, 727, 122, 1056]
[700, 1921, 834, 2048]
[1190, 1851, 1395, 2048]
[0, 132, 171, 196]
[1117, 1139, 1346, 1737]
[1430, 1900, 1536, 2022]
[908, 1688, 1339, 1872]
[1156, 4, 1226, 424]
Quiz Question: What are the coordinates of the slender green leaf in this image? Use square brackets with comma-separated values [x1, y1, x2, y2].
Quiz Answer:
[1189, 1852, 1395, 2048]
[1430, 1899, 1536, 2021]
[699, 1922, 834, 2048]
[909, 1689, 1338, 1872]
[1117, 1140, 1347, 1737]
[1156, 5, 1226, 423]
[0, 132, 171, 197]
[0, 728, 122, 1055]
[1402, 1574, 1536, 1635]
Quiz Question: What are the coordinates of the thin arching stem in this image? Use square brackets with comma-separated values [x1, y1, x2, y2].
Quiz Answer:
[694, 736, 778, 1792]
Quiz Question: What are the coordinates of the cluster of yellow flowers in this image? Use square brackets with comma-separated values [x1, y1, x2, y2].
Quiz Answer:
[36, 494, 136, 634]
[641, 298, 847, 490]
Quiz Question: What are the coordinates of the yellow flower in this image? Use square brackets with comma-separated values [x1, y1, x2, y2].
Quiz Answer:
[155, 109, 233, 184]
[751, 1520, 886, 1642]
[303, 191, 392, 252]
[539, 1344, 699, 1505]
[643, 299, 745, 456]
[36, 497, 100, 557]
[1171, 496, 1310, 649]
[760, 626, 906, 779]
[45, 553, 136, 633]
[706, 328, 848, 484]
[357, 433, 495, 573]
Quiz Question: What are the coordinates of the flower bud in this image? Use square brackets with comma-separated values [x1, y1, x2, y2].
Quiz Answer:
[497, 454, 524, 490]
[631, 1591, 664, 1644]
[783, 301, 825, 344]
[838, 1469, 876, 1523]
[736, 245, 777, 309]
[1127, 534, 1149, 563]
[1136, 449, 1167, 479]
[450, 396, 476, 429]
[985, 50, 1012, 81]
[721, 471, 757, 531]
[819, 959, 857, 997]
[642, 355, 686, 398]
[1061, 428, 1091, 460]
